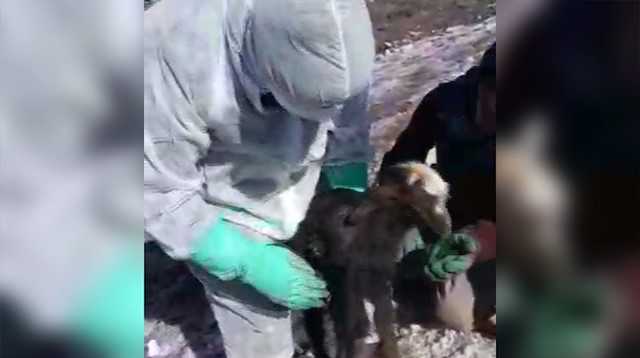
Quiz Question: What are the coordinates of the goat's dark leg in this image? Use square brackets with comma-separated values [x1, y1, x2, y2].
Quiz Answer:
[331, 295, 350, 358]
[351, 301, 381, 358]
[343, 268, 365, 358]
[342, 269, 386, 358]
[351, 300, 378, 358]
[328, 272, 349, 358]
[371, 280, 400, 358]
[304, 308, 331, 358]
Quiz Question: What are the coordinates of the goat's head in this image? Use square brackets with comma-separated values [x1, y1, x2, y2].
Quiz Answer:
[373, 162, 452, 237]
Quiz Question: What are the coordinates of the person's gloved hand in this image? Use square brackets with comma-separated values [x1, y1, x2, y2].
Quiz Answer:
[425, 233, 478, 281]
[191, 218, 328, 310]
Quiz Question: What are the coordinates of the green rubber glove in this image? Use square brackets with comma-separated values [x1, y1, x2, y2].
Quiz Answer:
[321, 162, 368, 192]
[70, 245, 143, 358]
[191, 217, 329, 310]
[425, 233, 477, 281]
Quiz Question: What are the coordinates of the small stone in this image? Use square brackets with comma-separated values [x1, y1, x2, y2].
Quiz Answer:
[147, 339, 161, 357]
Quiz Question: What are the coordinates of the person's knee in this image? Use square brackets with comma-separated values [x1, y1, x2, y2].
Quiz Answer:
[229, 328, 294, 358]
[224, 342, 293, 358]
[218, 315, 294, 358]
[435, 274, 475, 332]
[189, 264, 294, 358]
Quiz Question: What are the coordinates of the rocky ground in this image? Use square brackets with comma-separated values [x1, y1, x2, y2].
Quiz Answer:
[367, 17, 495, 180]
[144, 1, 496, 357]
[367, 0, 495, 53]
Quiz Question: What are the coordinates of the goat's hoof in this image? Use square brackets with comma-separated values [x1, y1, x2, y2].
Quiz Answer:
[475, 314, 496, 338]
[379, 340, 400, 358]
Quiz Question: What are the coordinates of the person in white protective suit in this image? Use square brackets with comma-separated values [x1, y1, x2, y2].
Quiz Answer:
[144, 0, 375, 357]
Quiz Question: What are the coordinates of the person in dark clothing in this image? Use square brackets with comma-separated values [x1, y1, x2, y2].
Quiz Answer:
[386, 44, 497, 333]
[382, 43, 496, 230]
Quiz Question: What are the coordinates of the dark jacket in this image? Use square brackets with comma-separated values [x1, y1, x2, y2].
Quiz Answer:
[381, 66, 495, 229]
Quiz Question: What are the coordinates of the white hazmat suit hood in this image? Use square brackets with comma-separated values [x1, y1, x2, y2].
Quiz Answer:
[225, 0, 374, 121]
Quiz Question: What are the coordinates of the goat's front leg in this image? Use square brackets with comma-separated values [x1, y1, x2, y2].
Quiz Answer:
[334, 285, 377, 358]
[341, 268, 381, 358]
[371, 278, 400, 358]
[329, 271, 350, 358]
[304, 308, 331, 358]
[342, 267, 360, 358]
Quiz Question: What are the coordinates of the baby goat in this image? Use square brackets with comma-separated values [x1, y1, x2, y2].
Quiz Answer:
[289, 162, 451, 358]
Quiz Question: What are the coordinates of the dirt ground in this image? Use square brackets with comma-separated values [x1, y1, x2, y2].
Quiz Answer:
[145, 0, 496, 53]
[368, 0, 496, 52]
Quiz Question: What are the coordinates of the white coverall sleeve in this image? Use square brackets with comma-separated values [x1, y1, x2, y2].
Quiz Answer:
[143, 41, 217, 260]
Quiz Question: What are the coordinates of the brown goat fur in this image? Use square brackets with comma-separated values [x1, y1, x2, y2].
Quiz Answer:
[289, 162, 451, 358]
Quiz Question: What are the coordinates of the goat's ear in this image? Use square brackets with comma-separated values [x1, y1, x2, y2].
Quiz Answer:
[404, 181, 452, 237]
[406, 182, 439, 210]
